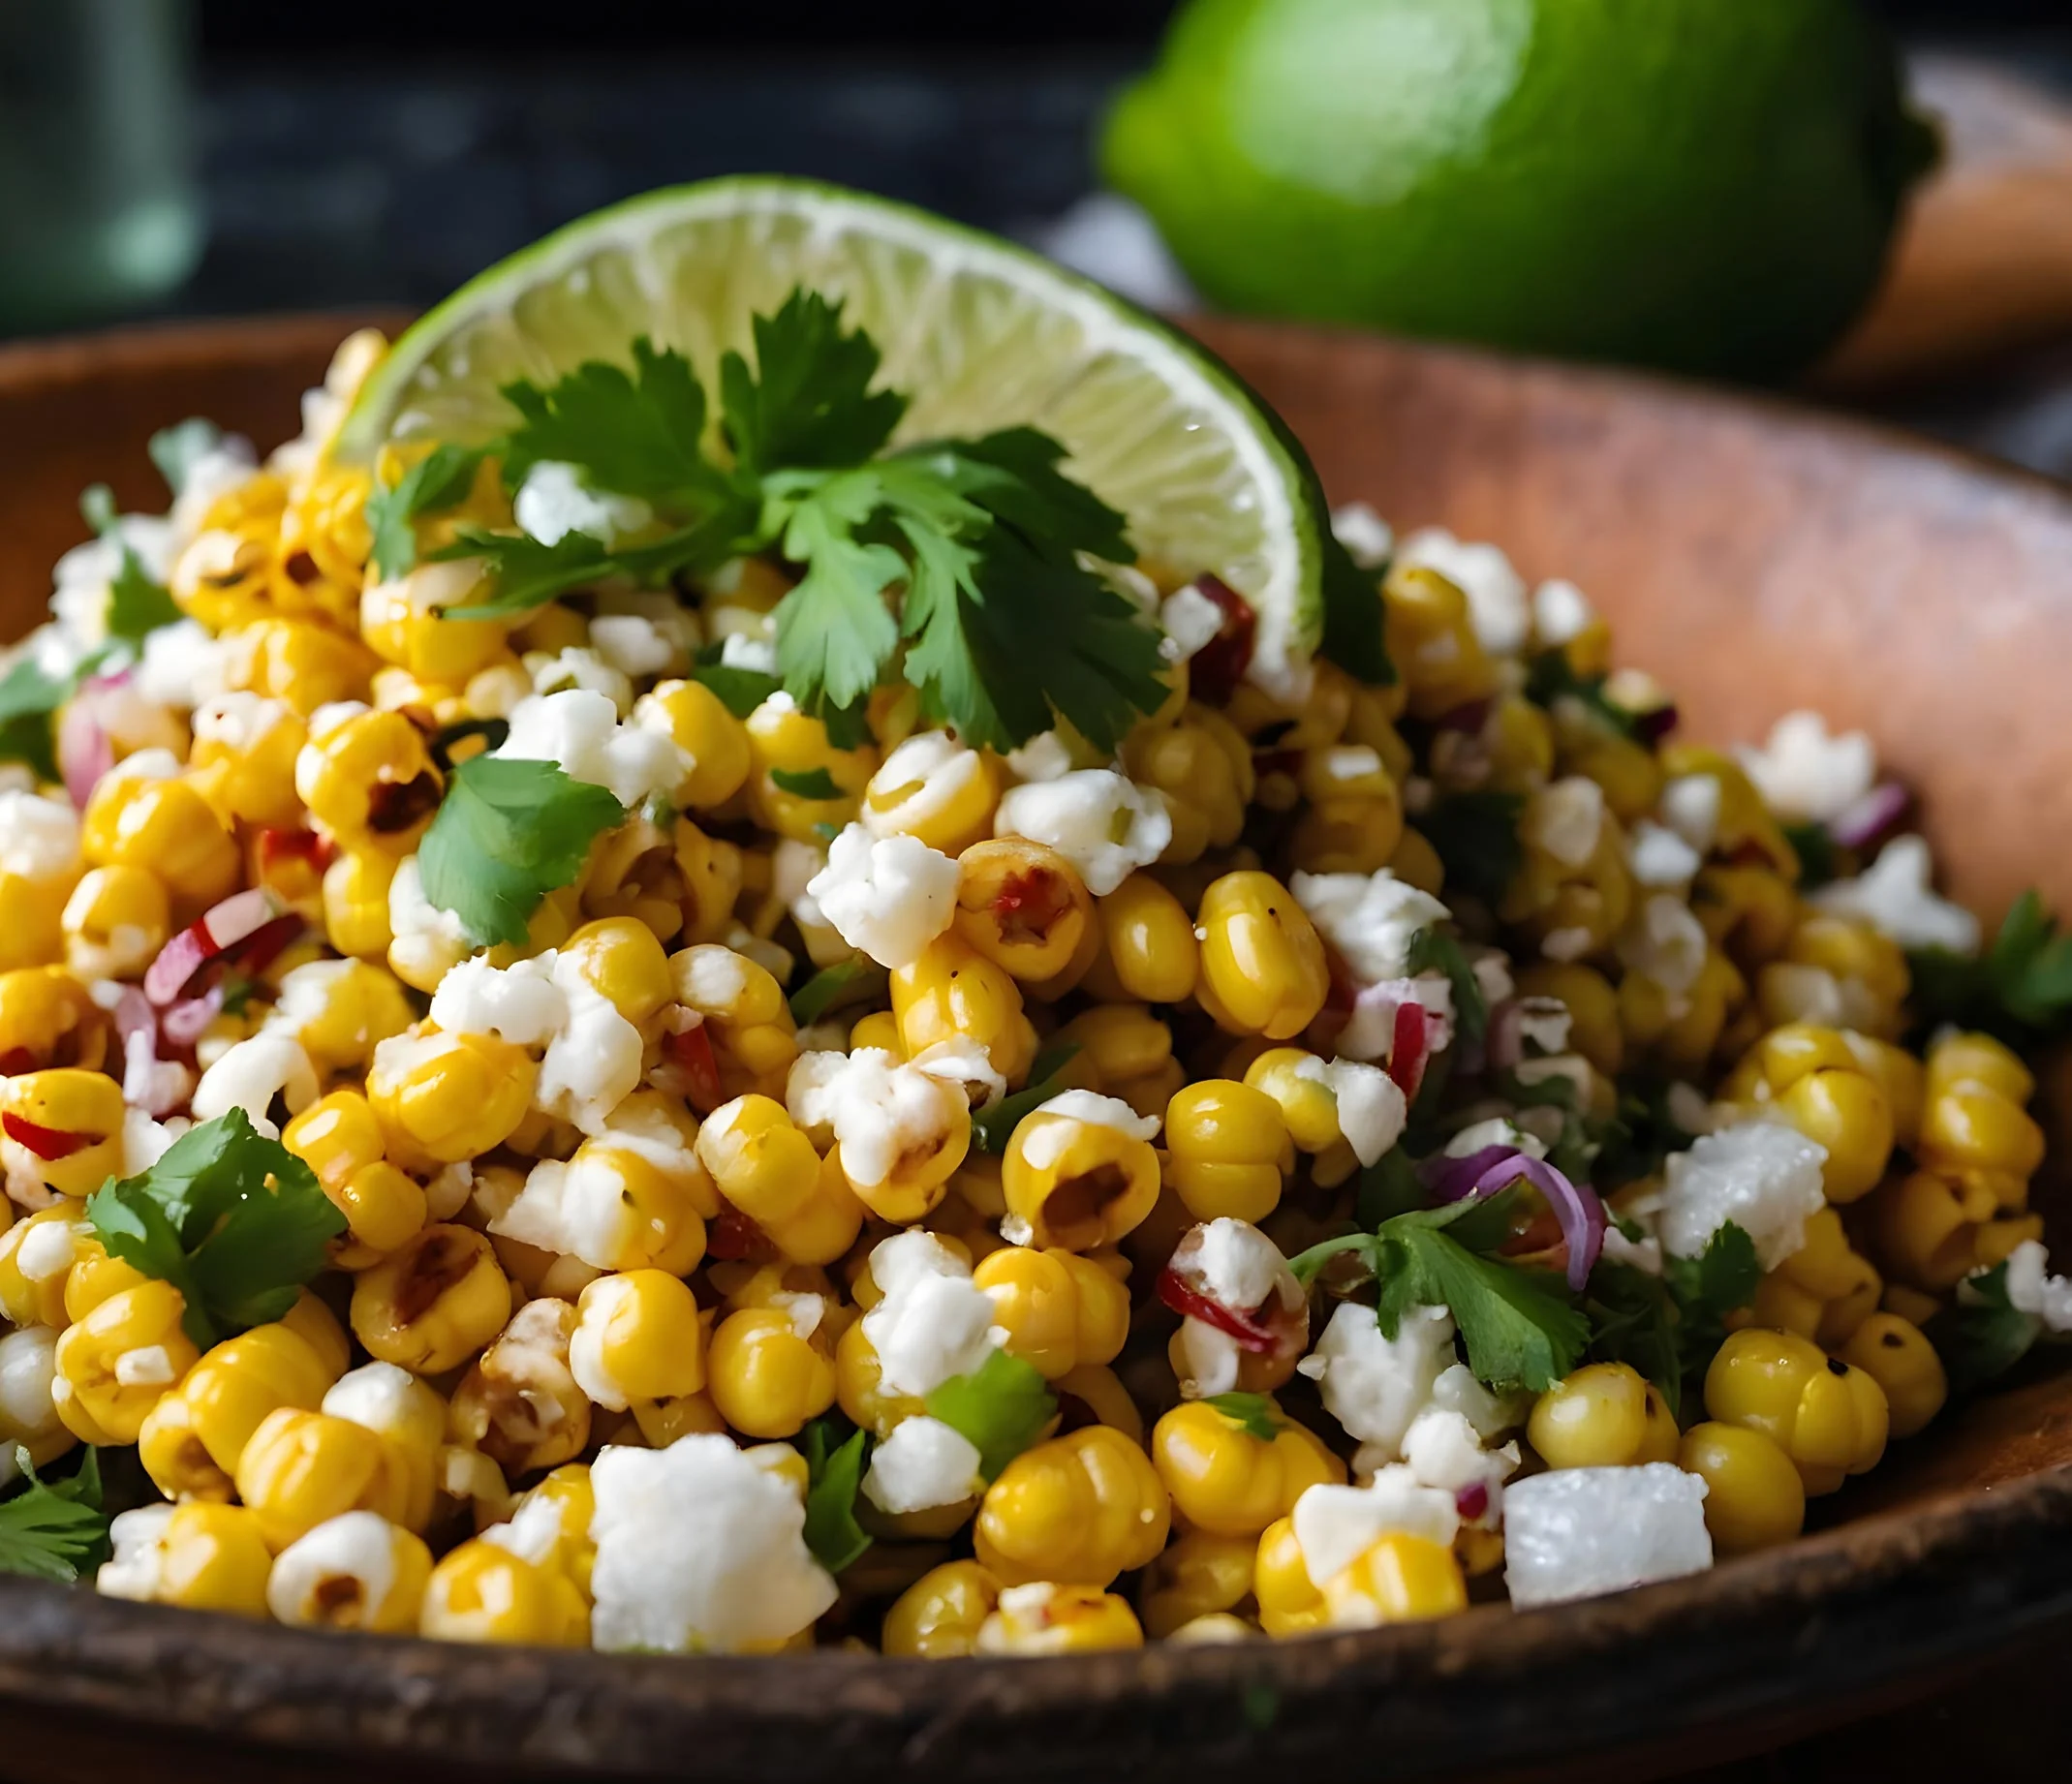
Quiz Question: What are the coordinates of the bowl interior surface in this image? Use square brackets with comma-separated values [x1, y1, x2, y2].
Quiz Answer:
[0, 314, 2067, 1784]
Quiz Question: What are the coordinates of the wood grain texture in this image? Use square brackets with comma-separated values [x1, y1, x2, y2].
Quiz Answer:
[0, 314, 2066, 1784]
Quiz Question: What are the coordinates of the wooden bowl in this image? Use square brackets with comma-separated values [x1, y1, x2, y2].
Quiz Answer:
[1, 314, 2069, 1784]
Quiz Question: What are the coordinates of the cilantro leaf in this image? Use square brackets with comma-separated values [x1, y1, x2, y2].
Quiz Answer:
[770, 766, 844, 801]
[0, 655, 75, 781]
[1201, 1392, 1281, 1442]
[1524, 652, 1638, 740]
[799, 1416, 873, 1574]
[1925, 1262, 2048, 1398]
[787, 956, 888, 1029]
[434, 504, 753, 622]
[1418, 789, 1524, 907]
[924, 1348, 1056, 1481]
[721, 289, 906, 476]
[0, 1447, 109, 1584]
[366, 443, 486, 580]
[85, 1109, 345, 1350]
[417, 755, 625, 947]
[1405, 927, 1488, 1045]
[1662, 1222, 1761, 1324]
[1586, 1261, 1687, 1417]
[1781, 820, 1838, 890]
[106, 550, 181, 642]
[1317, 530, 1393, 686]
[690, 647, 782, 719]
[148, 418, 225, 497]
[1908, 889, 2072, 1046]
[1354, 1146, 1425, 1228]
[972, 1043, 1079, 1154]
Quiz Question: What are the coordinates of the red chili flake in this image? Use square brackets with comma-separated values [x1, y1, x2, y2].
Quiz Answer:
[1156, 1267, 1279, 1354]
[2, 1114, 96, 1161]
[1456, 1481, 1490, 1523]
[1182, 576, 1257, 707]
[1385, 1001, 1430, 1100]
[666, 1022, 723, 1114]
[992, 868, 1071, 945]
[256, 827, 337, 875]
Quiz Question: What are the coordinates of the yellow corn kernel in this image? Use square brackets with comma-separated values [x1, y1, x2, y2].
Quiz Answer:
[1703, 1326, 1889, 1494]
[0, 1069, 126, 1198]
[632, 1389, 727, 1450]
[1151, 1400, 1345, 1537]
[1750, 1206, 1881, 1350]
[973, 1246, 1131, 1380]
[669, 943, 799, 1101]
[1194, 871, 1328, 1039]
[706, 1306, 837, 1439]
[1242, 1046, 1366, 1185]
[1288, 743, 1406, 876]
[1053, 1002, 1182, 1123]
[1161, 1079, 1290, 1224]
[448, 1298, 592, 1474]
[975, 1581, 1144, 1653]
[350, 1224, 512, 1374]
[1513, 962, 1623, 1076]
[60, 868, 171, 983]
[294, 706, 444, 855]
[696, 1093, 821, 1228]
[322, 1360, 448, 1533]
[360, 561, 513, 683]
[634, 680, 753, 810]
[232, 616, 377, 717]
[1085, 873, 1198, 1005]
[366, 1029, 536, 1168]
[951, 838, 1093, 984]
[1760, 912, 1910, 1039]
[1049, 1361, 1145, 1446]
[1872, 1168, 1999, 1291]
[1253, 1514, 1327, 1639]
[0, 1205, 86, 1330]
[50, 1277, 198, 1445]
[1501, 799, 1632, 961]
[232, 1405, 411, 1551]
[100, 1501, 273, 1617]
[832, 1322, 925, 1437]
[1140, 1528, 1256, 1639]
[421, 1537, 590, 1646]
[265, 1511, 432, 1633]
[570, 1270, 705, 1412]
[1528, 1362, 1680, 1469]
[60, 1233, 147, 1325]
[1125, 711, 1252, 865]
[1917, 1079, 2045, 1184]
[0, 969, 108, 1076]
[188, 697, 309, 830]
[1675, 1421, 1806, 1554]
[864, 730, 1002, 856]
[1383, 565, 1498, 720]
[284, 1089, 425, 1265]
[1002, 1104, 1161, 1252]
[552, 916, 673, 1028]
[139, 1318, 341, 1501]
[1322, 1531, 1468, 1628]
[79, 770, 238, 911]
[745, 697, 876, 844]
[891, 934, 1036, 1084]
[1838, 1311, 1947, 1439]
[881, 1558, 1001, 1658]
[1776, 1068, 1894, 1205]
[1926, 1030, 2032, 1103]
[322, 846, 397, 961]
[974, 1425, 1170, 1586]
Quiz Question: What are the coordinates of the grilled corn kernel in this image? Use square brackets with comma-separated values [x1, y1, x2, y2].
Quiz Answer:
[1322, 1531, 1468, 1628]
[50, 1277, 198, 1444]
[267, 1511, 433, 1633]
[421, 1537, 590, 1646]
[1749, 1207, 1881, 1350]
[235, 616, 378, 717]
[98, 1502, 273, 1617]
[669, 943, 798, 1101]
[707, 1305, 837, 1438]
[234, 1405, 411, 1551]
[360, 561, 513, 684]
[294, 707, 444, 853]
[1288, 743, 1406, 876]
[282, 960, 415, 1074]
[1053, 1003, 1182, 1123]
[951, 839, 1093, 983]
[1194, 872, 1329, 1039]
[1125, 712, 1252, 864]
[1002, 1105, 1161, 1252]
[189, 697, 309, 830]
[1703, 1326, 1889, 1494]
[881, 1558, 1001, 1658]
[557, 916, 674, 1028]
[745, 697, 875, 844]
[1384, 565, 1498, 721]
[1241, 1047, 1363, 1185]
[60, 1234, 146, 1324]
[1873, 1168, 1999, 1291]
[1085, 873, 1198, 1005]
[891, 934, 1036, 1084]
[972, 1246, 1131, 1380]
[0, 1204, 86, 1329]
[323, 847, 398, 960]
[696, 1094, 821, 1227]
[0, 1067, 126, 1199]
[1151, 1400, 1345, 1536]
[448, 1298, 592, 1473]
[1761, 912, 1909, 1038]
[975, 1581, 1145, 1654]
[571, 1270, 706, 1411]
[139, 1318, 341, 1501]
[366, 1029, 536, 1168]
[1777, 1068, 1894, 1205]
[0, 1325, 73, 1470]
[1677, 1422, 1806, 1554]
[634, 680, 753, 810]
[1512, 962, 1623, 1076]
[1838, 1312, 1947, 1438]
[1528, 1363, 1680, 1469]
[1252, 1514, 1327, 1639]
[59, 867, 170, 984]
[864, 731, 1002, 856]
[974, 1425, 1170, 1586]
[351, 1224, 511, 1374]
[1140, 1528, 1255, 1639]
[1917, 1077, 2045, 1184]
[79, 770, 239, 911]
[323, 1361, 448, 1533]
[0, 969, 110, 1077]
[1161, 1079, 1291, 1224]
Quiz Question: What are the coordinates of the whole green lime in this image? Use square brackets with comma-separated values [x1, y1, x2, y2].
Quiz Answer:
[1101, 0, 1937, 381]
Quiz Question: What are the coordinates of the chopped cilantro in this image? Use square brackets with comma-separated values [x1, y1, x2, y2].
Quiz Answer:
[1417, 788, 1524, 907]
[86, 1109, 346, 1350]
[366, 443, 486, 580]
[1353, 1145, 1425, 1228]
[417, 755, 625, 947]
[1524, 651, 1637, 739]
[690, 650, 783, 720]
[799, 1416, 873, 1574]
[971, 1043, 1079, 1153]
[1593, 1079, 1699, 1188]
[787, 956, 888, 1028]
[769, 765, 844, 801]
[1316, 529, 1393, 686]
[1928, 1263, 2045, 1397]
[1662, 1221, 1761, 1325]
[1781, 819, 1838, 890]
[0, 655, 74, 781]
[77, 483, 180, 641]
[1588, 1221, 1760, 1417]
[1907, 889, 2072, 1047]
[924, 1348, 1056, 1481]
[147, 417, 225, 497]
[0, 1447, 109, 1584]
[720, 289, 906, 476]
[1405, 926, 1488, 1045]
[1201, 1392, 1281, 1442]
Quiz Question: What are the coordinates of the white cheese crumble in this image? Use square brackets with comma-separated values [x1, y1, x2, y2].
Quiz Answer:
[96, 1504, 176, 1602]
[1617, 895, 1709, 997]
[1813, 835, 1981, 956]
[0, 1328, 59, 1447]
[859, 1231, 1004, 1399]
[1657, 1119, 1828, 1269]
[387, 856, 476, 985]
[1015, 1091, 1160, 1173]
[0, 791, 80, 882]
[1659, 775, 1722, 855]
[1158, 583, 1227, 664]
[1502, 1464, 1713, 1608]
[1628, 820, 1702, 887]
[1004, 729, 1075, 784]
[2000, 1241, 2072, 1333]
[1289, 1055, 1407, 1166]
[569, 1275, 640, 1410]
[588, 1436, 838, 1654]
[588, 613, 678, 680]
[496, 688, 690, 809]
[1291, 1469, 1462, 1589]
[1531, 578, 1596, 647]
[512, 461, 654, 548]
[1289, 870, 1450, 986]
[782, 1046, 973, 1189]
[1191, 1218, 1287, 1312]
[1329, 502, 1394, 569]
[805, 825, 959, 970]
[1396, 527, 1531, 657]
[135, 619, 233, 710]
[1443, 1117, 1547, 1160]
[1174, 1316, 1244, 1400]
[860, 1415, 982, 1514]
[861, 732, 989, 841]
[718, 631, 778, 675]
[525, 646, 634, 714]
[992, 769, 1171, 898]
[1298, 1300, 1454, 1455]
[190, 1031, 319, 1140]
[1523, 777, 1607, 870]
[1735, 710, 1874, 824]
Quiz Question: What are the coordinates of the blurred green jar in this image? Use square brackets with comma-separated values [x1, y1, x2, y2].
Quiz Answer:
[0, 0, 202, 332]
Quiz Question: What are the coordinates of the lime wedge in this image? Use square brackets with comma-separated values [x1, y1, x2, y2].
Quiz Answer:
[336, 177, 1323, 692]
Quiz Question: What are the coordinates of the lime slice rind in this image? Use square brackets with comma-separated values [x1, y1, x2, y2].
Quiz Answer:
[338, 176, 1322, 688]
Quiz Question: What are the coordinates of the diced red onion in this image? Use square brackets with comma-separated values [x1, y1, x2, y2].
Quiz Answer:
[56, 702, 114, 811]
[1828, 781, 1911, 853]
[1455, 1480, 1490, 1523]
[1419, 1145, 1518, 1203]
[1434, 697, 1493, 734]
[144, 889, 297, 1007]
[1484, 1000, 1526, 1073]
[1630, 702, 1679, 746]
[665, 1021, 723, 1114]
[1155, 1267, 1282, 1354]
[159, 984, 226, 1051]
[1182, 577, 1257, 707]
[706, 1203, 771, 1263]
[1428, 1148, 1605, 1291]
[1, 1113, 96, 1161]
[1386, 1000, 1430, 1099]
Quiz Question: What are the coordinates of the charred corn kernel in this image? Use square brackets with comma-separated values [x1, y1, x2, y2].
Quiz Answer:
[265, 1511, 432, 1634]
[1124, 711, 1252, 864]
[1141, 1528, 1255, 1639]
[951, 839, 1093, 982]
[448, 1298, 592, 1473]
[1193, 871, 1329, 1040]
[578, 815, 687, 944]
[745, 697, 875, 844]
[170, 486, 283, 631]
[669, 943, 798, 1099]
[50, 1277, 198, 1444]
[1703, 1326, 1889, 1494]
[1692, 865, 1798, 968]
[1515, 962, 1623, 1076]
[1151, 1400, 1345, 1536]
[558, 916, 673, 1026]
[1873, 1168, 2000, 1291]
[233, 617, 378, 718]
[366, 1030, 535, 1168]
[323, 847, 397, 960]
[707, 1306, 837, 1438]
[632, 1390, 728, 1450]
[974, 1425, 1170, 1586]
[881, 1558, 1001, 1658]
[1528, 1363, 1680, 1469]
[1161, 1079, 1290, 1223]
[294, 706, 443, 854]
[671, 818, 746, 945]
[1384, 565, 1499, 720]
[0, 969, 109, 1078]
[99, 1502, 273, 1617]
[351, 1224, 511, 1374]
[1749, 1207, 1881, 1350]
[1002, 1104, 1161, 1252]
[1253, 1514, 1327, 1638]
[635, 679, 753, 810]
[1086, 873, 1197, 1004]
[280, 960, 414, 1075]
[975, 1581, 1145, 1654]
[891, 935, 1036, 1085]
[78, 770, 238, 910]
[973, 1246, 1131, 1380]
[1054, 1003, 1182, 1123]
[696, 1094, 821, 1228]
[188, 698, 309, 829]
[233, 1404, 410, 1551]
[864, 731, 1002, 856]
[571, 1271, 706, 1411]
[0, 1205, 86, 1329]
[139, 1318, 341, 1501]
[1677, 1422, 1806, 1554]
[1838, 1312, 1947, 1438]
[1322, 1531, 1468, 1628]
[60, 868, 171, 983]
[421, 1537, 589, 1646]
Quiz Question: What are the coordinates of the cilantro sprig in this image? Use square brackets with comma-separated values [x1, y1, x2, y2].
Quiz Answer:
[971, 1043, 1078, 1153]
[86, 1110, 346, 1350]
[366, 443, 486, 580]
[1417, 789, 1524, 907]
[1926, 1262, 2051, 1398]
[1405, 927, 1487, 1045]
[77, 485, 180, 642]
[1588, 1222, 1759, 1417]
[799, 1416, 873, 1574]
[1524, 651, 1637, 740]
[1201, 1393, 1281, 1442]
[1907, 889, 2072, 1047]
[924, 1349, 1056, 1481]
[0, 1447, 109, 1584]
